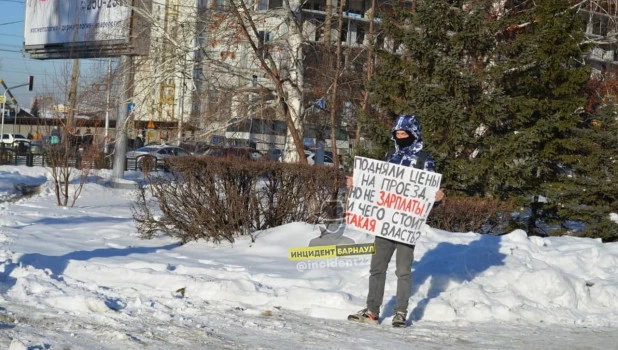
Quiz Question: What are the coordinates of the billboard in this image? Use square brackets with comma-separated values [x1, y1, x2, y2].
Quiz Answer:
[24, 0, 151, 59]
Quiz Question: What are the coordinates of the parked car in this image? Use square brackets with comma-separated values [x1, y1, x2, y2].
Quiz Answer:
[203, 147, 264, 161]
[1, 134, 30, 155]
[126, 145, 191, 170]
[29, 140, 46, 154]
[180, 141, 211, 155]
[266, 148, 283, 161]
[1, 133, 29, 145]
[306, 151, 344, 169]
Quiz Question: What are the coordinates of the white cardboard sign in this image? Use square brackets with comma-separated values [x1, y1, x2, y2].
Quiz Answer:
[346, 156, 442, 245]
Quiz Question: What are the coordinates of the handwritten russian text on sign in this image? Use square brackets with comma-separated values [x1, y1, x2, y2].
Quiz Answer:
[346, 157, 442, 245]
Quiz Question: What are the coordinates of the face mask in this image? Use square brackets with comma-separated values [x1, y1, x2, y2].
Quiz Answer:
[395, 135, 415, 148]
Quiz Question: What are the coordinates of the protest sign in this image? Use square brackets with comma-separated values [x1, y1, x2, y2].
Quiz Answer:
[346, 156, 442, 245]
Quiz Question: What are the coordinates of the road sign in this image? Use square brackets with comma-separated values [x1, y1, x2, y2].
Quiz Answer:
[0, 95, 5, 104]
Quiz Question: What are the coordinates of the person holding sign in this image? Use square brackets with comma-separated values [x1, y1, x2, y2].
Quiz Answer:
[348, 114, 444, 328]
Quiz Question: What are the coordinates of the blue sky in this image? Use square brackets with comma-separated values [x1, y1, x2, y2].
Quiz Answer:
[0, 0, 105, 108]
[0, 0, 49, 106]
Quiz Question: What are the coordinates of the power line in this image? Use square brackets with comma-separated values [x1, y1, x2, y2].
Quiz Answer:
[0, 20, 23, 26]
[0, 33, 24, 38]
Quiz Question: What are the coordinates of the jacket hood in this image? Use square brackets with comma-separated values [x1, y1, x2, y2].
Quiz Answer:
[391, 114, 423, 151]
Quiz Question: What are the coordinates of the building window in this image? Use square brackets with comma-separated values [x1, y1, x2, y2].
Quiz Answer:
[194, 68, 203, 80]
[340, 26, 348, 44]
[269, 0, 283, 8]
[258, 31, 271, 57]
[258, 31, 271, 42]
[589, 16, 609, 36]
[356, 26, 365, 45]
[376, 34, 384, 49]
[256, 0, 283, 10]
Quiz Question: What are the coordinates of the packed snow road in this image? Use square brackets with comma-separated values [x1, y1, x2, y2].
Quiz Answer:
[2, 301, 615, 349]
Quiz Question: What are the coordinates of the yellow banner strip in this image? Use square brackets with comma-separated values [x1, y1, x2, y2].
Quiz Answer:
[288, 243, 375, 261]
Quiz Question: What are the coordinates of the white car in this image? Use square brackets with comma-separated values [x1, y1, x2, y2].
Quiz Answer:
[1, 133, 29, 144]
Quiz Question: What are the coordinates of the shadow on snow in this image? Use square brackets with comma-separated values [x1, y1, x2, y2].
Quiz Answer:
[382, 234, 506, 323]
[0, 243, 180, 309]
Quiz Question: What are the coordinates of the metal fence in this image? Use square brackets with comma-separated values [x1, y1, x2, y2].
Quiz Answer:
[124, 155, 166, 172]
[0, 142, 112, 169]
[0, 142, 43, 167]
[0, 142, 164, 172]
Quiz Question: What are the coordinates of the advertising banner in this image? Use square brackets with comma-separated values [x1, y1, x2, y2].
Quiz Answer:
[24, 0, 134, 57]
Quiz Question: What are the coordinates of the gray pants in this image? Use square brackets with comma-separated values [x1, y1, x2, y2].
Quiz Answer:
[366, 236, 415, 316]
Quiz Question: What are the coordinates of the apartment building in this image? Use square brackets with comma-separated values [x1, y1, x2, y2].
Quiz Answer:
[130, 0, 379, 150]
[130, 0, 618, 147]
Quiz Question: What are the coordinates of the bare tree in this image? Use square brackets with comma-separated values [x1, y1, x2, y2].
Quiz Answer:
[123, 0, 376, 163]
[194, 0, 307, 161]
[45, 114, 95, 207]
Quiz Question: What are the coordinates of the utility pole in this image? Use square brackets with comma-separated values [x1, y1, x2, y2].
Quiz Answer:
[105, 58, 112, 138]
[111, 55, 133, 182]
[177, 54, 186, 146]
[0, 93, 5, 139]
[67, 59, 80, 132]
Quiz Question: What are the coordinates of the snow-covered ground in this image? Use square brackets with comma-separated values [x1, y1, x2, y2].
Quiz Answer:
[1, 166, 617, 349]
